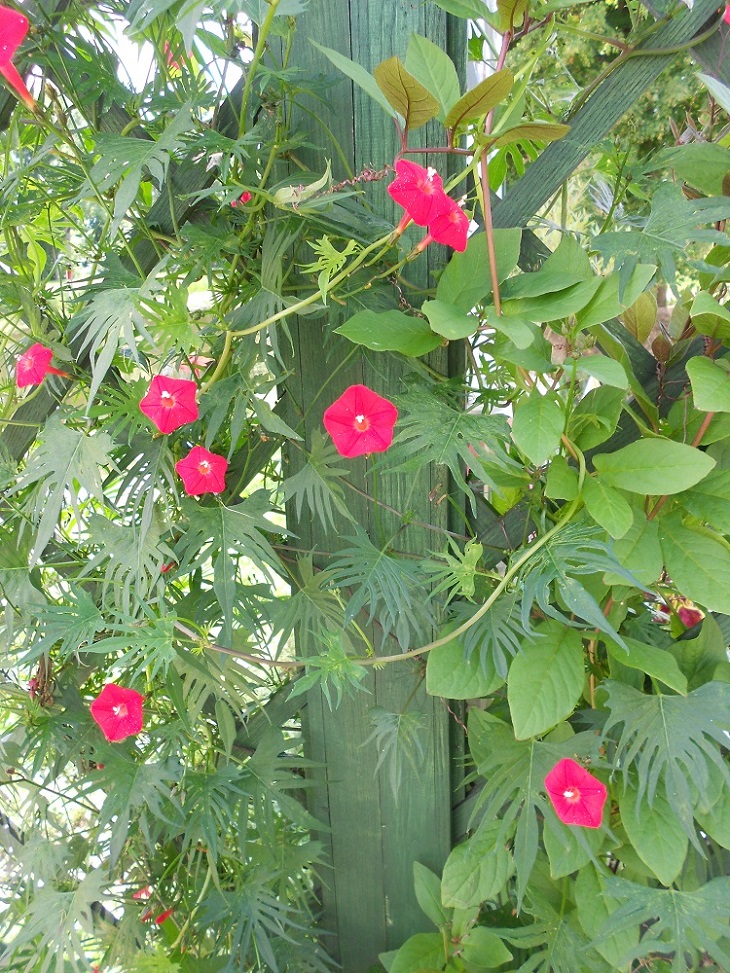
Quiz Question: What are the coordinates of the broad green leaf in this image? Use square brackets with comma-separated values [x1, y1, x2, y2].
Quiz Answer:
[413, 862, 450, 928]
[444, 69, 514, 131]
[659, 512, 730, 615]
[569, 385, 625, 452]
[335, 308, 442, 356]
[431, 0, 491, 17]
[609, 509, 663, 586]
[649, 143, 730, 197]
[667, 615, 729, 691]
[422, 299, 476, 340]
[574, 264, 656, 329]
[502, 277, 601, 323]
[490, 121, 570, 147]
[621, 784, 688, 886]
[404, 34, 460, 122]
[310, 40, 396, 118]
[436, 229, 522, 312]
[698, 71, 730, 115]
[593, 439, 715, 495]
[511, 391, 564, 466]
[544, 455, 579, 500]
[677, 468, 730, 534]
[686, 355, 730, 413]
[374, 57, 440, 130]
[690, 290, 730, 342]
[695, 781, 730, 849]
[507, 621, 585, 740]
[441, 823, 513, 908]
[388, 933, 445, 973]
[497, 0, 529, 29]
[620, 290, 657, 344]
[606, 637, 687, 695]
[426, 630, 504, 699]
[574, 354, 628, 390]
[582, 477, 633, 539]
[575, 865, 640, 968]
[482, 307, 537, 349]
[460, 927, 513, 968]
[603, 679, 730, 838]
[543, 812, 604, 879]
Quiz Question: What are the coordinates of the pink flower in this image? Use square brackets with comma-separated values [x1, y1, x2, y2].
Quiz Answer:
[0, 5, 34, 108]
[90, 684, 144, 742]
[140, 375, 199, 434]
[387, 159, 448, 227]
[160, 561, 176, 574]
[544, 758, 607, 829]
[418, 196, 469, 252]
[16, 343, 70, 387]
[678, 605, 703, 628]
[322, 384, 398, 458]
[133, 885, 152, 900]
[163, 41, 182, 71]
[231, 191, 252, 207]
[175, 446, 228, 495]
[724, 5, 730, 26]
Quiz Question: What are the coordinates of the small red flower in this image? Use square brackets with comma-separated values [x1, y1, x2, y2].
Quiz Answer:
[322, 384, 398, 458]
[160, 561, 176, 574]
[90, 684, 144, 742]
[724, 5, 730, 26]
[388, 159, 448, 227]
[0, 5, 34, 107]
[175, 446, 228, 495]
[139, 375, 199, 434]
[544, 758, 607, 829]
[133, 885, 152, 900]
[422, 195, 469, 252]
[231, 191, 252, 207]
[163, 40, 182, 71]
[28, 677, 38, 700]
[154, 908, 174, 925]
[16, 343, 70, 387]
[678, 605, 703, 628]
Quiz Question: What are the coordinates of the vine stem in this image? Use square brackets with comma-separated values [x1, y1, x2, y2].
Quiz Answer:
[238, 0, 281, 136]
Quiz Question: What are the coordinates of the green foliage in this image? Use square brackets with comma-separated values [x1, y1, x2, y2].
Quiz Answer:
[1, 1, 729, 972]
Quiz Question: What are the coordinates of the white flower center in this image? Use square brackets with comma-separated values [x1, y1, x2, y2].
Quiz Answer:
[112, 703, 128, 718]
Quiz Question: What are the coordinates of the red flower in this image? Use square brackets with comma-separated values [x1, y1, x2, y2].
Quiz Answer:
[678, 605, 703, 628]
[163, 41, 182, 71]
[544, 758, 607, 829]
[139, 375, 199, 434]
[724, 5, 730, 26]
[175, 446, 228, 495]
[154, 908, 174, 925]
[16, 343, 70, 387]
[387, 159, 448, 227]
[160, 561, 176, 574]
[90, 684, 144, 742]
[322, 384, 398, 458]
[231, 191, 252, 207]
[420, 195, 469, 252]
[133, 885, 152, 900]
[0, 6, 34, 107]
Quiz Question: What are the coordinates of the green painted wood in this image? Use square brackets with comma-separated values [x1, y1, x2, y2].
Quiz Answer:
[282, 4, 464, 969]
[493, 0, 723, 230]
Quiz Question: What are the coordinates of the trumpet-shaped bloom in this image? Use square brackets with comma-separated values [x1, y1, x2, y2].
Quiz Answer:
[0, 6, 34, 107]
[90, 684, 144, 742]
[424, 195, 469, 252]
[16, 343, 70, 387]
[323, 384, 398, 458]
[724, 5, 730, 26]
[544, 758, 607, 829]
[139, 375, 199, 434]
[388, 159, 448, 227]
[175, 445, 228, 495]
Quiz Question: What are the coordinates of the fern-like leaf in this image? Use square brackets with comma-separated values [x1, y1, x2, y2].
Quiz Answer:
[384, 387, 512, 512]
[328, 526, 433, 648]
[603, 680, 730, 839]
[362, 705, 427, 801]
[12, 414, 114, 566]
[597, 875, 730, 973]
[280, 430, 353, 530]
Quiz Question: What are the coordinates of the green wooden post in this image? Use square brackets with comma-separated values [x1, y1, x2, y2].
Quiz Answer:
[281, 4, 464, 970]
